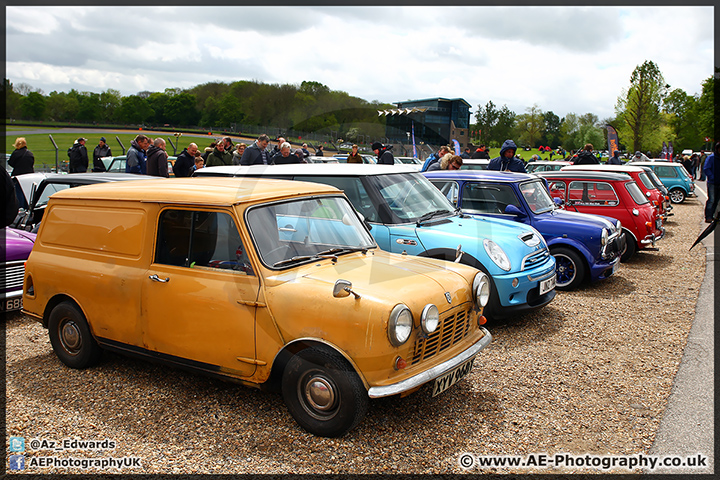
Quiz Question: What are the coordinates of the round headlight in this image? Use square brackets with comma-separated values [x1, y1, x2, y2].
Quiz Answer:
[482, 238, 511, 271]
[388, 304, 413, 346]
[421, 304, 439, 334]
[473, 272, 491, 308]
[601, 228, 608, 246]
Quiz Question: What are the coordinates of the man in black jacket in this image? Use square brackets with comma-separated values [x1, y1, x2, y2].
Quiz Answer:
[240, 134, 271, 165]
[92, 137, 112, 172]
[174, 143, 198, 177]
[574, 143, 600, 165]
[68, 138, 90, 173]
[372, 142, 395, 165]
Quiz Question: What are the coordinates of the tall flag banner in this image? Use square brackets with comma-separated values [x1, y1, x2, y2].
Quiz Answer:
[606, 125, 619, 158]
[661, 141, 668, 160]
[451, 139, 461, 155]
[412, 121, 417, 158]
[669, 141, 673, 161]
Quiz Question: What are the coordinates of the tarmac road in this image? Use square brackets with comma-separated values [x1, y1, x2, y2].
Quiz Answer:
[648, 181, 714, 474]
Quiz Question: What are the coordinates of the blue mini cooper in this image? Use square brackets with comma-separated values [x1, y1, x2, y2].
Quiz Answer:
[195, 164, 557, 320]
[424, 170, 625, 290]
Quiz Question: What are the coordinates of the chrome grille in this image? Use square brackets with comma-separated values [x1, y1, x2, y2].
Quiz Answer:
[411, 306, 472, 365]
[1, 261, 26, 291]
[521, 248, 550, 270]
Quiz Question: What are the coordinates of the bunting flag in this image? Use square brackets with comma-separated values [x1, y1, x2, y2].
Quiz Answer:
[606, 125, 619, 157]
[669, 141, 674, 161]
[661, 141, 668, 160]
[411, 121, 417, 158]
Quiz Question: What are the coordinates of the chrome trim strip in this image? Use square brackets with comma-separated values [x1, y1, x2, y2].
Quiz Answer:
[526, 268, 556, 282]
[520, 248, 550, 270]
[367, 328, 492, 398]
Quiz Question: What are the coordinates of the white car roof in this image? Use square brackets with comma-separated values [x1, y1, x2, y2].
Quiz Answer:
[196, 163, 418, 177]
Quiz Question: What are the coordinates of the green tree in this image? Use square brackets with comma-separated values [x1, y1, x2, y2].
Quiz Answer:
[663, 87, 703, 151]
[100, 89, 122, 123]
[474, 100, 499, 146]
[516, 104, 544, 148]
[164, 92, 199, 127]
[147, 92, 170, 125]
[696, 75, 714, 147]
[20, 91, 46, 120]
[615, 60, 669, 153]
[117, 95, 154, 124]
[494, 105, 517, 146]
[77, 92, 102, 123]
[3, 79, 22, 119]
[541, 111, 562, 149]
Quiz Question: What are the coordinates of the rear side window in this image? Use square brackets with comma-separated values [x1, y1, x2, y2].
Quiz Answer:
[298, 175, 380, 223]
[155, 209, 253, 275]
[567, 181, 619, 206]
[625, 181, 650, 205]
[461, 183, 520, 214]
[638, 173, 654, 189]
[654, 166, 677, 178]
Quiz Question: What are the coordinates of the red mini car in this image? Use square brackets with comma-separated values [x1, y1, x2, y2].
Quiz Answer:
[537, 171, 664, 262]
[559, 164, 671, 222]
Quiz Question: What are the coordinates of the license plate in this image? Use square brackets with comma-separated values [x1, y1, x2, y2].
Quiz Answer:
[431, 357, 475, 397]
[539, 275, 556, 295]
[2, 297, 23, 312]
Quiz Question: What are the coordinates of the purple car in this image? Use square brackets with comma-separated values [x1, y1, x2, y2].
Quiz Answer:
[2, 227, 36, 312]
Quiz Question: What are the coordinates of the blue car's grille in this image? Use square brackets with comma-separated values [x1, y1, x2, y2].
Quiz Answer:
[410, 306, 472, 365]
[521, 248, 550, 271]
[1, 261, 26, 291]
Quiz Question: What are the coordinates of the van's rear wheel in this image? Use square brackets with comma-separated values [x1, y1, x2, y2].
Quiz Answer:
[282, 348, 368, 437]
[48, 301, 102, 369]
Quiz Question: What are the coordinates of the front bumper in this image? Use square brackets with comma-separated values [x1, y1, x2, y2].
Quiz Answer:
[640, 226, 665, 246]
[367, 327, 492, 398]
[2, 289, 24, 312]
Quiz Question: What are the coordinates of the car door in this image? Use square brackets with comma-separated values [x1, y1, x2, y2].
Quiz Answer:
[142, 207, 259, 378]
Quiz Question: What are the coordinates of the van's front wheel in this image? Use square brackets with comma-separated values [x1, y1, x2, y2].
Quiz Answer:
[282, 348, 368, 437]
[48, 301, 102, 369]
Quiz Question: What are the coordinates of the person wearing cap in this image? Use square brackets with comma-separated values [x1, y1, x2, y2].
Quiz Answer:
[607, 150, 622, 165]
[92, 137, 112, 172]
[68, 137, 89, 173]
[346, 145, 363, 164]
[633, 151, 650, 162]
[487, 139, 526, 172]
[372, 142, 395, 165]
[574, 143, 600, 165]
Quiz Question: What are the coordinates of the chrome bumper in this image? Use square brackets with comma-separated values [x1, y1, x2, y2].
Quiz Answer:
[641, 227, 665, 246]
[367, 328, 492, 398]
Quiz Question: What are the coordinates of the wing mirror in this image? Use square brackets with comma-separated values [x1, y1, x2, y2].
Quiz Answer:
[333, 279, 360, 299]
[504, 204, 527, 218]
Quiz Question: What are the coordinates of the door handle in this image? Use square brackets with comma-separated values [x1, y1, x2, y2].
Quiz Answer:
[149, 274, 170, 283]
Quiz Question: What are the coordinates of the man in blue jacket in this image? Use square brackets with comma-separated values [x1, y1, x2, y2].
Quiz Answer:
[125, 134, 150, 174]
[488, 139, 527, 172]
[703, 142, 720, 222]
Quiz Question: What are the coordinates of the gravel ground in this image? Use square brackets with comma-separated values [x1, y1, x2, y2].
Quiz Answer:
[5, 197, 706, 475]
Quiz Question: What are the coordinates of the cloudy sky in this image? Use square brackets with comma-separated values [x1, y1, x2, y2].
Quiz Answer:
[5, 5, 714, 120]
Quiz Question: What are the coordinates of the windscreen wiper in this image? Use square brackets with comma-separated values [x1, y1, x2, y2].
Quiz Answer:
[417, 209, 451, 226]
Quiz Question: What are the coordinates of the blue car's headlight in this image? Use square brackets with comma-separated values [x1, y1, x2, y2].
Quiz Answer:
[483, 238, 511, 271]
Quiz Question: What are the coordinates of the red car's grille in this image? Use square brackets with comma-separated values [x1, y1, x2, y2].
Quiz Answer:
[410, 306, 473, 365]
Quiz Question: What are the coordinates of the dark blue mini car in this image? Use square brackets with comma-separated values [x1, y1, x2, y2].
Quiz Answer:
[424, 170, 625, 290]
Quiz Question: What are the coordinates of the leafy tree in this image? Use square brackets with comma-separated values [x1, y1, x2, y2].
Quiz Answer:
[494, 105, 517, 146]
[100, 89, 122, 123]
[20, 91, 46, 120]
[474, 100, 499, 146]
[615, 60, 668, 153]
[164, 92, 199, 127]
[664, 87, 702, 151]
[117, 95, 154, 124]
[3, 79, 22, 118]
[696, 75, 715, 147]
[541, 111, 562, 149]
[516, 104, 544, 147]
[76, 91, 102, 123]
[147, 92, 170, 125]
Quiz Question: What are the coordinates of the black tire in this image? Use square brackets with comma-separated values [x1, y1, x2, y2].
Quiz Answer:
[282, 348, 368, 437]
[668, 188, 685, 204]
[620, 230, 637, 262]
[551, 247, 586, 290]
[48, 301, 102, 369]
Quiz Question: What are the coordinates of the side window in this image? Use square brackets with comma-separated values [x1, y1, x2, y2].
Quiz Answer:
[548, 181, 566, 200]
[299, 175, 380, 223]
[155, 209, 253, 275]
[655, 166, 677, 178]
[430, 180, 459, 206]
[461, 183, 519, 214]
[568, 182, 618, 206]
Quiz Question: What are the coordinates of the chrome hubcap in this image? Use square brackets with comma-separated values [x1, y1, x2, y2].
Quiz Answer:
[304, 376, 336, 412]
[60, 321, 82, 353]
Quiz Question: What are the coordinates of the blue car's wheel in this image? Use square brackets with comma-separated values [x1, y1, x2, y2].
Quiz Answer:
[552, 247, 586, 290]
[669, 188, 685, 204]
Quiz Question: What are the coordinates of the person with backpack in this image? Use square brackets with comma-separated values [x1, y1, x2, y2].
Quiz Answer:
[68, 137, 89, 173]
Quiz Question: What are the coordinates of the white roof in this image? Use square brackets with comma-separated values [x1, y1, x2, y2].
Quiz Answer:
[561, 164, 646, 173]
[196, 163, 418, 177]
